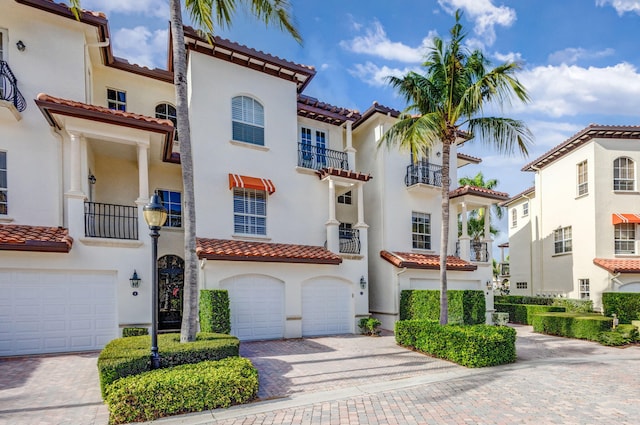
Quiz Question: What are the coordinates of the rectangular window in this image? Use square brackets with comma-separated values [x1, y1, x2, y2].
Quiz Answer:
[0, 151, 6, 215]
[554, 226, 572, 254]
[579, 278, 590, 300]
[157, 190, 182, 228]
[233, 188, 266, 235]
[516, 282, 528, 289]
[107, 88, 126, 111]
[412, 212, 431, 250]
[577, 160, 588, 196]
[337, 190, 352, 205]
[511, 208, 517, 227]
[522, 202, 529, 217]
[339, 222, 352, 239]
[614, 223, 635, 254]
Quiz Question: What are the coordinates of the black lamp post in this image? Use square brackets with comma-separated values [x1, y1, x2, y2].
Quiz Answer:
[143, 191, 167, 369]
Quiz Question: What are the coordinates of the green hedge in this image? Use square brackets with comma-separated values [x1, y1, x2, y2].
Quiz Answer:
[395, 320, 516, 367]
[602, 292, 640, 324]
[551, 298, 593, 313]
[400, 290, 485, 325]
[597, 324, 639, 346]
[494, 295, 553, 305]
[122, 327, 148, 337]
[531, 312, 612, 341]
[495, 303, 565, 325]
[105, 357, 258, 425]
[199, 290, 231, 334]
[98, 332, 239, 398]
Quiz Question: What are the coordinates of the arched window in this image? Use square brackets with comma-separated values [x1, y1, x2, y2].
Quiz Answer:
[232, 96, 264, 145]
[613, 157, 634, 191]
[155, 103, 178, 151]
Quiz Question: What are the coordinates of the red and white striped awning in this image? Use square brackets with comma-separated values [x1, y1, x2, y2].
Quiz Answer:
[228, 174, 276, 194]
[612, 213, 640, 225]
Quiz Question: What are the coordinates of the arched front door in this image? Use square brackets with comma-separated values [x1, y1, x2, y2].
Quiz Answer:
[157, 255, 184, 331]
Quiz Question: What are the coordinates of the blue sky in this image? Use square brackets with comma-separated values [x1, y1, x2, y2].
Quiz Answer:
[75, 0, 640, 246]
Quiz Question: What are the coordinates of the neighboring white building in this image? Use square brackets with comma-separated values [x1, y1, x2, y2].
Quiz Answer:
[0, 0, 503, 356]
[505, 124, 640, 310]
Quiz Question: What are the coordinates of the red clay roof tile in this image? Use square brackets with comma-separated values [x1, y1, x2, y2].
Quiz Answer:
[380, 251, 477, 271]
[316, 167, 373, 182]
[197, 238, 342, 265]
[449, 185, 510, 201]
[0, 224, 72, 252]
[593, 258, 640, 274]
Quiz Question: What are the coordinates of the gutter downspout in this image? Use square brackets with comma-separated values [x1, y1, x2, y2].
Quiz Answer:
[84, 38, 110, 103]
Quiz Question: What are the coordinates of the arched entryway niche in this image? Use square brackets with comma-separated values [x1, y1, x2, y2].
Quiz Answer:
[157, 255, 184, 331]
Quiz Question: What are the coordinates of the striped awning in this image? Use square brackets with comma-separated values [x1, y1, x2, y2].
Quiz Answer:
[612, 214, 640, 225]
[228, 174, 276, 194]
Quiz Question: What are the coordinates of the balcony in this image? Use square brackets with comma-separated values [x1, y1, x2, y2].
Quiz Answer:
[500, 262, 510, 276]
[456, 240, 489, 263]
[0, 60, 26, 119]
[405, 162, 442, 187]
[339, 228, 361, 255]
[84, 202, 138, 240]
[298, 143, 349, 171]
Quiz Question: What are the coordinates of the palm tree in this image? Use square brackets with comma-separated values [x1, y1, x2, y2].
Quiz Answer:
[71, 0, 301, 342]
[380, 10, 532, 325]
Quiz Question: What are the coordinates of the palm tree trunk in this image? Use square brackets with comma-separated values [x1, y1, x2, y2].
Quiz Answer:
[439, 138, 453, 325]
[169, 0, 198, 342]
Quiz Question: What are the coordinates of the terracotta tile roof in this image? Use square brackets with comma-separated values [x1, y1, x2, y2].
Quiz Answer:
[457, 152, 482, 164]
[593, 258, 640, 274]
[501, 186, 535, 207]
[352, 101, 401, 129]
[0, 224, 72, 253]
[316, 167, 373, 182]
[497, 242, 509, 248]
[197, 238, 342, 265]
[380, 251, 477, 271]
[522, 124, 640, 172]
[297, 95, 361, 125]
[449, 185, 510, 201]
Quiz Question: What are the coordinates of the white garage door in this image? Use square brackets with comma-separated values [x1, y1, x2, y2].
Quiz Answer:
[0, 270, 117, 356]
[222, 275, 284, 341]
[302, 279, 352, 336]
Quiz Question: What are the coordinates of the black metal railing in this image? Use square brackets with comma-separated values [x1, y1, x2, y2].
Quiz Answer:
[298, 143, 349, 170]
[339, 228, 360, 254]
[84, 202, 138, 240]
[404, 162, 443, 187]
[455, 240, 489, 262]
[500, 262, 510, 276]
[0, 61, 26, 112]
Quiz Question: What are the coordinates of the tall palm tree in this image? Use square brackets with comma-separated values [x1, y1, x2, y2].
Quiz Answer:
[71, 0, 301, 342]
[380, 10, 532, 325]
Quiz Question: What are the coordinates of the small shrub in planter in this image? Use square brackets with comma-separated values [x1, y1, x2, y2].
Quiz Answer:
[597, 324, 639, 346]
[122, 327, 148, 337]
[105, 357, 258, 424]
[358, 318, 381, 336]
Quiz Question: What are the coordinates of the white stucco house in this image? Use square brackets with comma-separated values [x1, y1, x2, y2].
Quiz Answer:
[0, 0, 504, 356]
[504, 124, 640, 310]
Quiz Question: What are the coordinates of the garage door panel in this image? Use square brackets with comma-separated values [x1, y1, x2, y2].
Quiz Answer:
[302, 280, 352, 337]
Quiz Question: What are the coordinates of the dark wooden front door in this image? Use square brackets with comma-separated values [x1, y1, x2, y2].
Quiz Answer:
[157, 255, 184, 331]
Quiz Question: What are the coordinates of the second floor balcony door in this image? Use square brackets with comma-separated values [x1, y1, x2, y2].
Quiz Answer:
[301, 127, 327, 169]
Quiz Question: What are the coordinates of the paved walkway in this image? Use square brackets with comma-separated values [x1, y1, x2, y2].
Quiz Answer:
[1, 326, 640, 425]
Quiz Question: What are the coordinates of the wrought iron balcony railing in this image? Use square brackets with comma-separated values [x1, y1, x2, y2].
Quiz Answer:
[85, 202, 138, 240]
[405, 162, 443, 187]
[455, 240, 489, 263]
[0, 61, 26, 112]
[298, 143, 349, 171]
[339, 228, 360, 254]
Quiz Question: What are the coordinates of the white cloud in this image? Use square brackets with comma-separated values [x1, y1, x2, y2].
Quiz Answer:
[437, 0, 516, 45]
[339, 20, 435, 63]
[80, 0, 168, 18]
[548, 47, 615, 65]
[596, 0, 640, 15]
[348, 62, 419, 87]
[493, 51, 523, 63]
[112, 27, 168, 69]
[516, 62, 640, 118]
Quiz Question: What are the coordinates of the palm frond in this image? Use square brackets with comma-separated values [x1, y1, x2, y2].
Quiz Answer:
[467, 117, 533, 157]
[246, 0, 302, 43]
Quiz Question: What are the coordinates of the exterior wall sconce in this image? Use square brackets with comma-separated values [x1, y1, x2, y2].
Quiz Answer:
[88, 174, 96, 184]
[486, 280, 493, 291]
[360, 276, 367, 290]
[16, 40, 26, 52]
[130, 270, 141, 289]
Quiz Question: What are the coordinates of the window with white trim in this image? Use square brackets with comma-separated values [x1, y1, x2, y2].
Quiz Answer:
[338, 190, 352, 205]
[522, 202, 529, 217]
[577, 160, 588, 196]
[412, 212, 431, 250]
[232, 96, 264, 145]
[157, 189, 182, 228]
[554, 226, 572, 254]
[155, 103, 179, 151]
[339, 222, 353, 239]
[614, 223, 635, 254]
[107, 88, 126, 111]
[299, 126, 328, 169]
[233, 188, 266, 235]
[511, 208, 517, 227]
[613, 157, 634, 191]
[579, 278, 590, 300]
[0, 151, 6, 215]
[516, 281, 527, 289]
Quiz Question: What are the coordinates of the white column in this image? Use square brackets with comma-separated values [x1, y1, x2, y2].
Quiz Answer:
[326, 178, 340, 253]
[458, 202, 470, 261]
[345, 121, 356, 171]
[136, 143, 150, 204]
[354, 182, 369, 258]
[483, 204, 493, 262]
[67, 131, 83, 196]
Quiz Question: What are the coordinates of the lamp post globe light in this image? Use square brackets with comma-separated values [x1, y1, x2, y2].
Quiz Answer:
[143, 191, 167, 369]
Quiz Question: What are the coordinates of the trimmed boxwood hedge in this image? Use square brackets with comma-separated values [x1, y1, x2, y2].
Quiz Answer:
[400, 290, 485, 325]
[97, 332, 239, 398]
[494, 296, 593, 313]
[495, 303, 565, 325]
[122, 327, 148, 337]
[395, 320, 516, 367]
[105, 357, 258, 424]
[602, 292, 640, 324]
[531, 312, 612, 341]
[199, 289, 231, 334]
